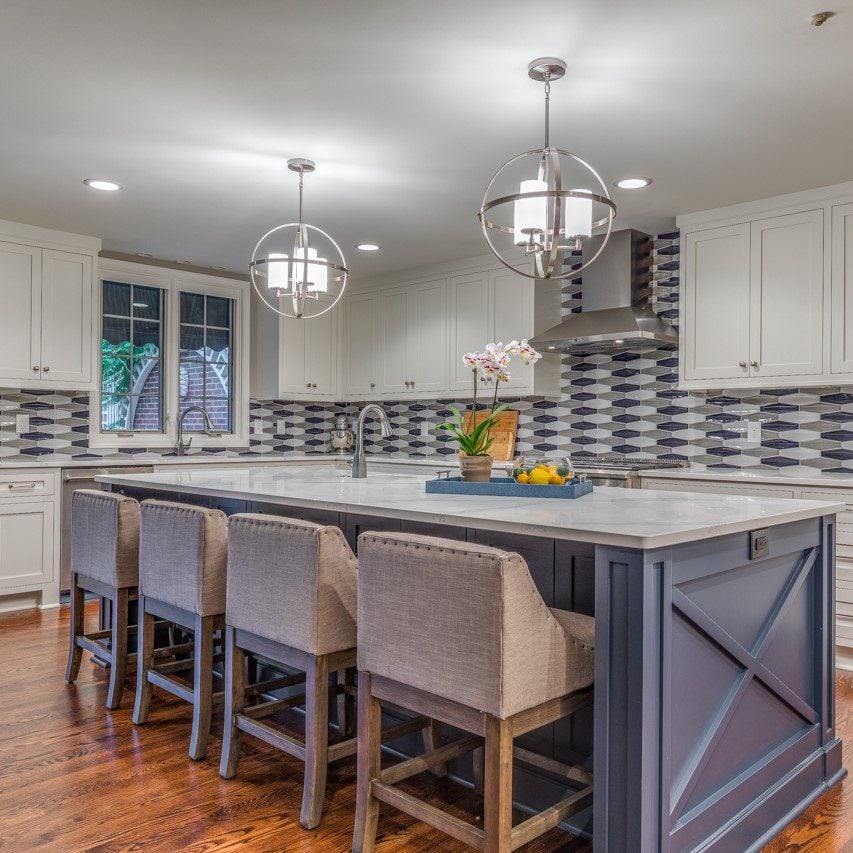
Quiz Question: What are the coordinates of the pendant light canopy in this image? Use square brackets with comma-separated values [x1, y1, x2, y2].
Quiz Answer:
[478, 58, 617, 281]
[250, 158, 348, 319]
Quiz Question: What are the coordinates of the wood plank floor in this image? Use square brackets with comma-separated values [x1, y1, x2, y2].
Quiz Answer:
[0, 602, 849, 852]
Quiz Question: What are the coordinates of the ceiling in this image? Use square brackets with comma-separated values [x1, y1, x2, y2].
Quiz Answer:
[1, 0, 852, 280]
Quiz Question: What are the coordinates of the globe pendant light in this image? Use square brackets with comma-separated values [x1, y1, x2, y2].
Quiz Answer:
[249, 158, 347, 319]
[478, 58, 617, 281]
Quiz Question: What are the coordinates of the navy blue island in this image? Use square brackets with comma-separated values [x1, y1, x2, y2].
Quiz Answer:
[97, 463, 847, 851]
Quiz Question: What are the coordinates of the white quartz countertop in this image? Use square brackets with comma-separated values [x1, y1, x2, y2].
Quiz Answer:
[94, 465, 843, 549]
[639, 465, 853, 489]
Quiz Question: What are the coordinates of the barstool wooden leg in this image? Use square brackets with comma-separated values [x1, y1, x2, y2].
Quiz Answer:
[65, 572, 84, 683]
[422, 718, 447, 777]
[337, 666, 356, 738]
[219, 627, 246, 779]
[106, 587, 129, 709]
[352, 672, 382, 853]
[132, 598, 155, 725]
[483, 715, 513, 853]
[189, 613, 215, 760]
[301, 653, 331, 829]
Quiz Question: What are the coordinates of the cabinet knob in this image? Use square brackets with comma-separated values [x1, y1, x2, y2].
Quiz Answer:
[306, 383, 311, 389]
[42, 366, 49, 373]
[370, 382, 375, 389]
[738, 361, 747, 368]
[750, 361, 759, 368]
[32, 365, 39, 372]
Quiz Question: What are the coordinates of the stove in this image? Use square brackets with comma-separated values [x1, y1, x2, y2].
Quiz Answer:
[570, 454, 688, 488]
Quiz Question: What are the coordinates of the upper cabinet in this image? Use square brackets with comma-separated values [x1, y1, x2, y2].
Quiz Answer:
[279, 308, 338, 400]
[677, 181, 853, 389]
[0, 221, 99, 390]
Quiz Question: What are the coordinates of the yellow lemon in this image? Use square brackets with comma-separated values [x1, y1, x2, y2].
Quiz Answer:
[516, 472, 530, 484]
[528, 469, 551, 486]
[548, 474, 565, 485]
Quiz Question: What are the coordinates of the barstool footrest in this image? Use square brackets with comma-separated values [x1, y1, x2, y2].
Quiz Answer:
[381, 735, 481, 785]
[512, 745, 593, 787]
[510, 785, 593, 850]
[245, 671, 306, 698]
[236, 715, 307, 760]
[371, 781, 486, 849]
[147, 669, 225, 706]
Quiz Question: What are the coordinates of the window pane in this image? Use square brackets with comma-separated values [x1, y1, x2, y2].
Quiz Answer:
[179, 357, 204, 398]
[132, 356, 160, 396]
[206, 296, 230, 327]
[134, 320, 161, 350]
[180, 324, 204, 352]
[206, 327, 230, 353]
[101, 394, 131, 430]
[103, 281, 131, 316]
[205, 362, 229, 397]
[130, 395, 163, 431]
[101, 356, 130, 394]
[132, 285, 160, 321]
[103, 316, 130, 346]
[180, 292, 204, 325]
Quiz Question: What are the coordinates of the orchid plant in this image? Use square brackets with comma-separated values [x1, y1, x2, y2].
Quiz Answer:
[436, 340, 542, 456]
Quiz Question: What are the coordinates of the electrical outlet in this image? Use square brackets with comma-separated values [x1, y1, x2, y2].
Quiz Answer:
[277, 419, 287, 436]
[747, 421, 762, 443]
[252, 419, 265, 435]
[420, 420, 430, 438]
[15, 414, 29, 434]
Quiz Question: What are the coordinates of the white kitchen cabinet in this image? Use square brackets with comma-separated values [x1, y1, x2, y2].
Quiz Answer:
[0, 221, 99, 390]
[379, 278, 447, 397]
[492, 267, 535, 391]
[341, 290, 379, 397]
[449, 271, 491, 391]
[278, 309, 338, 400]
[831, 202, 853, 374]
[749, 210, 823, 379]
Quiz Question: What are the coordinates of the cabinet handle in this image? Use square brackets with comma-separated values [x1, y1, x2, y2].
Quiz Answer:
[750, 361, 759, 368]
[32, 365, 39, 372]
[7, 482, 38, 490]
[738, 361, 747, 368]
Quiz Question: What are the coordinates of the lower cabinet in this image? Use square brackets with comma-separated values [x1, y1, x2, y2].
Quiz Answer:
[0, 496, 58, 610]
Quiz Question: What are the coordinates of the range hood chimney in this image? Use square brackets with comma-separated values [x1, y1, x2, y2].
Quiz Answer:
[529, 229, 678, 355]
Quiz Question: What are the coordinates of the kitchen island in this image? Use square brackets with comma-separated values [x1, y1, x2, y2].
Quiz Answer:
[96, 465, 846, 852]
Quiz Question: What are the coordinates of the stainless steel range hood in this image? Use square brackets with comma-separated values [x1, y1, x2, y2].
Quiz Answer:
[529, 228, 678, 355]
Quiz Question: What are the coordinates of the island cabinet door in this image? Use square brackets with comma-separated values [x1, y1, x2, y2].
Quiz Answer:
[343, 513, 402, 552]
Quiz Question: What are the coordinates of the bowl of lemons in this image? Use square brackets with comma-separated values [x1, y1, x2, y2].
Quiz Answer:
[511, 456, 574, 487]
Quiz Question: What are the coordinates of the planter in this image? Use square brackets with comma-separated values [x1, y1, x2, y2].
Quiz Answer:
[459, 454, 493, 483]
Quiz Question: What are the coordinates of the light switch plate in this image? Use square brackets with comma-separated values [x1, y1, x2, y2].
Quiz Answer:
[277, 419, 287, 435]
[15, 414, 29, 434]
[420, 421, 430, 438]
[252, 420, 265, 435]
[746, 421, 762, 443]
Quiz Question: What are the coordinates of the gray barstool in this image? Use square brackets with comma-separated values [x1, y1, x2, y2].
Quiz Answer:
[132, 499, 228, 761]
[66, 489, 140, 710]
[352, 532, 596, 853]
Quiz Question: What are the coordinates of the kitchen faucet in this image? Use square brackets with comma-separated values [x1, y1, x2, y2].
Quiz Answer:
[352, 404, 392, 478]
[175, 406, 220, 456]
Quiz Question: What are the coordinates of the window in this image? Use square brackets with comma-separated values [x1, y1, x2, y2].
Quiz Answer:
[100, 281, 164, 432]
[178, 292, 234, 432]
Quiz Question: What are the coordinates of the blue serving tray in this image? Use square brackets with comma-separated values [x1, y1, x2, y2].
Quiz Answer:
[425, 476, 593, 499]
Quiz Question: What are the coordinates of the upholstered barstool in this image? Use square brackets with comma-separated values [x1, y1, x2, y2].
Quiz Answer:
[132, 499, 228, 760]
[352, 532, 596, 853]
[219, 513, 441, 830]
[66, 489, 140, 710]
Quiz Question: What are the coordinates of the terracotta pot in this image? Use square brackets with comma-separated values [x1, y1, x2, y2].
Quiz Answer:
[459, 454, 493, 483]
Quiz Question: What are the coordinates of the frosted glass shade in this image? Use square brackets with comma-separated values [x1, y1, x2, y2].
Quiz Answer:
[267, 252, 289, 290]
[292, 247, 328, 293]
[564, 188, 592, 238]
[513, 179, 547, 246]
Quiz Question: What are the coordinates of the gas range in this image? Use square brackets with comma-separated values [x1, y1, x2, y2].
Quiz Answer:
[570, 454, 688, 488]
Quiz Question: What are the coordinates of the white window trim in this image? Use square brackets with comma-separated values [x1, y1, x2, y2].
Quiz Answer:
[90, 259, 250, 450]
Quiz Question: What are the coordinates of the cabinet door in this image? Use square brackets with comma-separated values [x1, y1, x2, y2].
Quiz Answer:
[831, 203, 853, 374]
[0, 500, 54, 591]
[750, 210, 823, 378]
[682, 224, 750, 381]
[0, 241, 41, 383]
[449, 271, 491, 391]
[379, 287, 410, 395]
[342, 291, 379, 396]
[407, 279, 447, 394]
[278, 315, 308, 396]
[40, 250, 93, 384]
[492, 267, 534, 391]
[306, 308, 337, 397]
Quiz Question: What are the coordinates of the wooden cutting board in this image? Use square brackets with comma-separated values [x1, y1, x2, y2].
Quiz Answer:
[461, 408, 519, 461]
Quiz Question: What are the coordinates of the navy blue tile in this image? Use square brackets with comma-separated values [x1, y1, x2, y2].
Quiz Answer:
[760, 403, 798, 414]
[574, 436, 596, 445]
[612, 413, 640, 423]
[822, 449, 853, 461]
[613, 352, 641, 362]
[761, 421, 798, 433]
[612, 399, 642, 409]
[574, 377, 596, 387]
[20, 431, 53, 441]
[657, 405, 688, 416]
[763, 456, 800, 467]
[821, 393, 853, 404]
[532, 414, 559, 423]
[19, 401, 52, 411]
[658, 437, 688, 448]
[612, 383, 640, 393]
[657, 230, 680, 240]
[707, 413, 740, 423]
[571, 393, 595, 401]
[572, 408, 595, 417]
[820, 430, 853, 442]
[657, 260, 680, 271]
[613, 429, 641, 438]
[658, 421, 689, 432]
[820, 412, 853, 423]
[533, 400, 559, 409]
[706, 396, 741, 407]
[613, 444, 640, 455]
[20, 447, 53, 456]
[573, 362, 598, 372]
[761, 438, 799, 450]
[532, 429, 558, 438]
[573, 421, 597, 431]
[612, 368, 639, 378]
[658, 389, 689, 399]
[707, 447, 741, 457]
[657, 244, 680, 256]
[708, 429, 741, 440]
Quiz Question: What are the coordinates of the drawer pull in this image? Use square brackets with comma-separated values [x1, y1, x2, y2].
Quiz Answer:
[6, 482, 38, 490]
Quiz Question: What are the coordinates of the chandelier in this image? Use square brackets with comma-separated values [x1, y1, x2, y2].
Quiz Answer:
[478, 58, 617, 281]
[249, 158, 348, 319]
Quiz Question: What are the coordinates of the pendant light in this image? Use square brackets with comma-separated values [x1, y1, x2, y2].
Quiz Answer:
[478, 58, 617, 281]
[249, 158, 348, 319]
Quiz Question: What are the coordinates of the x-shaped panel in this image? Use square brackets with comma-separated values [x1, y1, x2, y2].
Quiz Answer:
[668, 546, 818, 821]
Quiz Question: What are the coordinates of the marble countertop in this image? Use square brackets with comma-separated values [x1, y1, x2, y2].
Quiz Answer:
[95, 465, 843, 549]
[639, 465, 853, 489]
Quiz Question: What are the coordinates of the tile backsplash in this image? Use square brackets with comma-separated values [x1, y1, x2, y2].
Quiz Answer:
[2, 231, 852, 470]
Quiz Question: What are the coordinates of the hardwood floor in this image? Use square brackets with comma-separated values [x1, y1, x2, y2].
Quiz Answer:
[0, 601, 849, 852]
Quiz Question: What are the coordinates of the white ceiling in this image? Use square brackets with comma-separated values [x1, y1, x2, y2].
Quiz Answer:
[1, 0, 852, 280]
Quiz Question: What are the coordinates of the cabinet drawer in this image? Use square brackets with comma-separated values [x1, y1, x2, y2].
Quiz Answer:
[0, 472, 55, 498]
[642, 478, 795, 499]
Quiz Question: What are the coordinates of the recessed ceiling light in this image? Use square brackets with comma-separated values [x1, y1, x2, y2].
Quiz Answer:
[355, 242, 381, 251]
[84, 178, 123, 191]
[614, 177, 652, 190]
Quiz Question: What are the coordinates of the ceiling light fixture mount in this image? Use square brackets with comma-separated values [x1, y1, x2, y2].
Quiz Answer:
[84, 178, 122, 192]
[477, 56, 616, 281]
[249, 158, 348, 320]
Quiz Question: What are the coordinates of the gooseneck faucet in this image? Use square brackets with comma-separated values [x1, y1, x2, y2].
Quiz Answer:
[352, 404, 392, 478]
[175, 406, 220, 456]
